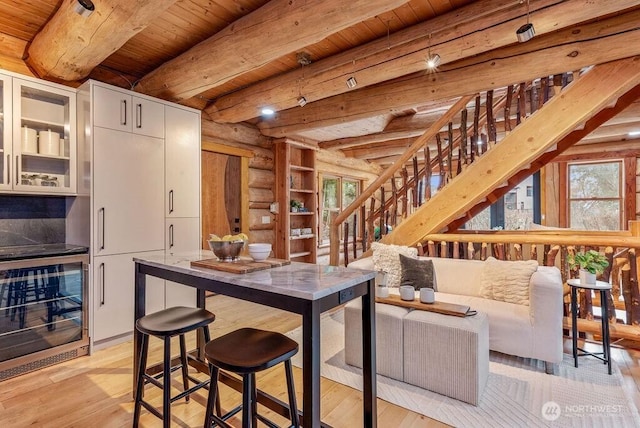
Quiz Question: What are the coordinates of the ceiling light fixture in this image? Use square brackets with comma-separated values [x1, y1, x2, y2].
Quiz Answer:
[426, 33, 441, 70]
[346, 76, 357, 89]
[516, 0, 535, 43]
[297, 96, 307, 107]
[629, 131, 640, 137]
[296, 52, 311, 107]
[74, 0, 95, 17]
[261, 107, 275, 116]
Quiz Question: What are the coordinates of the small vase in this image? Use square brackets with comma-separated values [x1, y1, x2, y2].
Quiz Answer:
[579, 269, 596, 285]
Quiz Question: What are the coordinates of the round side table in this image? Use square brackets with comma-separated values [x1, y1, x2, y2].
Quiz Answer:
[567, 278, 612, 375]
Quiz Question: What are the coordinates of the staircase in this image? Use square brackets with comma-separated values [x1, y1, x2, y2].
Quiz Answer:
[329, 57, 640, 265]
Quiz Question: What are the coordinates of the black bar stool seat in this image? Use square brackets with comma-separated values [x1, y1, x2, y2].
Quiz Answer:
[133, 306, 216, 428]
[204, 327, 300, 428]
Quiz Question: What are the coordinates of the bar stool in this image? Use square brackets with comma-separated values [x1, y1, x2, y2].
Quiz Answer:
[133, 306, 216, 427]
[203, 327, 300, 428]
[567, 278, 612, 375]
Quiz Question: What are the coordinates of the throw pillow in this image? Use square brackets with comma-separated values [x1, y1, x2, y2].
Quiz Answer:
[480, 256, 538, 306]
[371, 242, 418, 288]
[399, 254, 437, 291]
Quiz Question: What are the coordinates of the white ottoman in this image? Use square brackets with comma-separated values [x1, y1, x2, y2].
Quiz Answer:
[344, 299, 410, 381]
[403, 310, 489, 405]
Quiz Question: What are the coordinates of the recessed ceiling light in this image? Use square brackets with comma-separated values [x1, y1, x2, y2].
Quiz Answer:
[629, 131, 640, 137]
[261, 107, 275, 116]
[426, 54, 441, 69]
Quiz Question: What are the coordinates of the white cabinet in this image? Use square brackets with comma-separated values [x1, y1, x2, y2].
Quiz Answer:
[165, 105, 200, 218]
[93, 127, 164, 256]
[92, 85, 164, 138]
[92, 251, 164, 342]
[0, 74, 11, 191]
[0, 71, 77, 194]
[165, 217, 199, 306]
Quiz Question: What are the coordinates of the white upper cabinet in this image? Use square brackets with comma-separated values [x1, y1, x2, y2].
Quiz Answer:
[0, 74, 11, 191]
[165, 105, 200, 218]
[92, 84, 164, 138]
[0, 72, 77, 195]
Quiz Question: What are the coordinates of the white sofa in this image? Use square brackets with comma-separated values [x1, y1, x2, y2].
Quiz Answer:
[346, 256, 564, 371]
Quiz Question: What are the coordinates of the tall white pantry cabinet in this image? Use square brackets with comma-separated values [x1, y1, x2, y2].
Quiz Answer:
[77, 81, 201, 345]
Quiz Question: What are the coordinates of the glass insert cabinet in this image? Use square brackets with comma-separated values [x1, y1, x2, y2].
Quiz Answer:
[0, 71, 76, 194]
[0, 254, 89, 380]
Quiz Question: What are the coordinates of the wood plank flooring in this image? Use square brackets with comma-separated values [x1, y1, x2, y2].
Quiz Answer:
[0, 294, 639, 427]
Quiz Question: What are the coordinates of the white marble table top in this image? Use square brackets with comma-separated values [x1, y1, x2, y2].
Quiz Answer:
[133, 250, 377, 301]
[567, 278, 612, 291]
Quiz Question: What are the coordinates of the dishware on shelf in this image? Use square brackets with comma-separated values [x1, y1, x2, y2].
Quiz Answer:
[208, 240, 245, 262]
[21, 126, 37, 153]
[38, 129, 60, 156]
[248, 243, 272, 261]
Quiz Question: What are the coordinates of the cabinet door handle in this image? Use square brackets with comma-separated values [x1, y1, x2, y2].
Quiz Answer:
[121, 99, 127, 125]
[99, 263, 105, 305]
[136, 103, 142, 128]
[6, 154, 9, 184]
[169, 189, 174, 214]
[169, 224, 174, 248]
[98, 207, 105, 250]
[15, 155, 19, 185]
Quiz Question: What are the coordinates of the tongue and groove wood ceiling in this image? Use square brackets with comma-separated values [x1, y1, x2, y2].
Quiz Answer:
[2, 0, 640, 166]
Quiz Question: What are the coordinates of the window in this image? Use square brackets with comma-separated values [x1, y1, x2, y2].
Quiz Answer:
[526, 186, 533, 197]
[568, 161, 622, 230]
[320, 176, 360, 245]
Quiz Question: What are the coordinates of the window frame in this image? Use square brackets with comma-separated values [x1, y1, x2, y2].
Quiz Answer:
[318, 174, 361, 247]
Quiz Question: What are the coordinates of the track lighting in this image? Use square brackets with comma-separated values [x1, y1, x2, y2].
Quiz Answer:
[297, 96, 307, 107]
[74, 0, 95, 17]
[516, 0, 535, 43]
[346, 76, 357, 89]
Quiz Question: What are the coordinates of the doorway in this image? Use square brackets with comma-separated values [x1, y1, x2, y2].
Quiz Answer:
[201, 142, 251, 249]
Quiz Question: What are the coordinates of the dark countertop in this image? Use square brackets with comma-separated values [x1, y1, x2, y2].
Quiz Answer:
[0, 244, 89, 262]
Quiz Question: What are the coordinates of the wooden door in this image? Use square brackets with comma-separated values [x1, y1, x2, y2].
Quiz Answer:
[201, 151, 241, 249]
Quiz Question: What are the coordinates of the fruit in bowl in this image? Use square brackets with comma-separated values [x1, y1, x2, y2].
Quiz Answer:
[248, 243, 272, 261]
[208, 233, 248, 261]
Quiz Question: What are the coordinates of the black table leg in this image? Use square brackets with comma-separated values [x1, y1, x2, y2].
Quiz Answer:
[571, 286, 578, 368]
[600, 290, 612, 375]
[361, 278, 377, 428]
[302, 301, 321, 427]
[133, 263, 146, 396]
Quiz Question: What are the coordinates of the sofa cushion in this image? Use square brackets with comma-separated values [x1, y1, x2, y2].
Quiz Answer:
[480, 257, 538, 306]
[371, 242, 418, 288]
[399, 254, 437, 291]
[424, 257, 486, 297]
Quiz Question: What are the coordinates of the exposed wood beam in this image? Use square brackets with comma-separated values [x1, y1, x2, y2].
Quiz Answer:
[258, 9, 640, 137]
[384, 57, 640, 245]
[209, 0, 636, 124]
[135, 0, 410, 102]
[25, 0, 176, 81]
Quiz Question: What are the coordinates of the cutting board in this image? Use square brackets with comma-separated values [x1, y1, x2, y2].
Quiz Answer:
[190, 257, 290, 274]
[376, 294, 475, 317]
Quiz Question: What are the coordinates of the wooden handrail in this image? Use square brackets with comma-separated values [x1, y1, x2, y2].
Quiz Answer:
[422, 231, 640, 248]
[329, 94, 476, 265]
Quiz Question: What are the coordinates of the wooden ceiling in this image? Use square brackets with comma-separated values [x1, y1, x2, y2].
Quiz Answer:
[2, 0, 640, 166]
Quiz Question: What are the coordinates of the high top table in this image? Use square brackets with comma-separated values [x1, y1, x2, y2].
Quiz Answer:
[133, 251, 378, 427]
[567, 278, 612, 375]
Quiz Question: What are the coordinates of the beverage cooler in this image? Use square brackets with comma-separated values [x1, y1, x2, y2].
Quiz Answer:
[0, 246, 89, 381]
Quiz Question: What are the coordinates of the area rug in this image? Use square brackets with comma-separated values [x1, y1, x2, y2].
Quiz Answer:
[286, 310, 640, 428]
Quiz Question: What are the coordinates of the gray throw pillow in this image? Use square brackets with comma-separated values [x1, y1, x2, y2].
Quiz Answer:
[399, 254, 437, 291]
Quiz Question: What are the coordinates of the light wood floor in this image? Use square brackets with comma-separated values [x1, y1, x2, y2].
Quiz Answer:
[1, 294, 639, 427]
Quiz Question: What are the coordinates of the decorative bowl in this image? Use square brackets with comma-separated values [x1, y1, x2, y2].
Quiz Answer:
[208, 240, 245, 262]
[248, 243, 272, 261]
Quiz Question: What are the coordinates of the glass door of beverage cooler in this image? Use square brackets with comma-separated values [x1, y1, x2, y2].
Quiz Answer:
[0, 254, 89, 379]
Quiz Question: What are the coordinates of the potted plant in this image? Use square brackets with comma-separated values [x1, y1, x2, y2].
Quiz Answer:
[568, 250, 609, 285]
[290, 199, 302, 213]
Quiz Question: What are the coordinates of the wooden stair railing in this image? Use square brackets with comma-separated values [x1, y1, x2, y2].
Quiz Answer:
[328, 94, 475, 266]
[358, 58, 640, 254]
